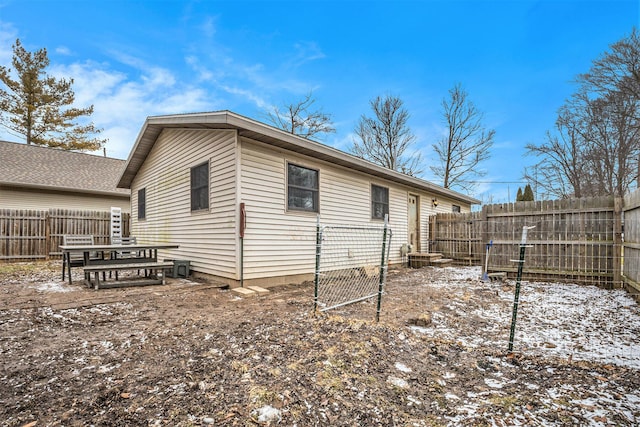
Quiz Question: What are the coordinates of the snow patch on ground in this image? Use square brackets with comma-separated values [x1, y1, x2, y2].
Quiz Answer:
[394, 362, 412, 373]
[484, 377, 504, 389]
[33, 281, 73, 293]
[387, 376, 409, 389]
[412, 266, 640, 369]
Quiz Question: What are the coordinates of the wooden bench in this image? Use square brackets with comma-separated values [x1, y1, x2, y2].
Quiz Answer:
[84, 261, 175, 290]
[110, 236, 140, 279]
[62, 235, 103, 283]
[111, 236, 138, 253]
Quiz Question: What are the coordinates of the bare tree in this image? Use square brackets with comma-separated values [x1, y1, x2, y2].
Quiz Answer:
[582, 89, 639, 196]
[577, 28, 640, 197]
[579, 28, 640, 100]
[524, 105, 591, 198]
[527, 91, 639, 198]
[266, 91, 335, 140]
[351, 95, 422, 176]
[526, 28, 640, 198]
[430, 84, 495, 191]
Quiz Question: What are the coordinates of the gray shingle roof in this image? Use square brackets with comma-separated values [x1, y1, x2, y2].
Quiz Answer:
[0, 140, 129, 197]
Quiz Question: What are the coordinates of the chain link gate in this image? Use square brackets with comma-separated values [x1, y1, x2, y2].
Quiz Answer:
[313, 215, 392, 321]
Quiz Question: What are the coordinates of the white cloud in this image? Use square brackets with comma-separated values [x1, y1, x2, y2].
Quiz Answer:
[101, 125, 137, 160]
[48, 58, 216, 159]
[185, 55, 214, 81]
[141, 66, 176, 89]
[0, 16, 329, 159]
[492, 138, 516, 150]
[220, 84, 268, 109]
[184, 39, 278, 109]
[55, 46, 71, 56]
[106, 49, 147, 70]
[157, 88, 213, 114]
[51, 62, 127, 104]
[200, 15, 217, 38]
[325, 131, 357, 152]
[184, 19, 323, 106]
[0, 21, 17, 64]
[288, 41, 326, 69]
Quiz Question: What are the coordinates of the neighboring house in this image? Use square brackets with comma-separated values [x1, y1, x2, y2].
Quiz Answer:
[0, 140, 130, 212]
[117, 111, 480, 287]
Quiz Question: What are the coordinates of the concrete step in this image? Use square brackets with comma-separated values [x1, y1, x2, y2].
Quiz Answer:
[408, 252, 444, 268]
[431, 258, 454, 267]
[409, 252, 444, 259]
[247, 285, 270, 295]
[231, 286, 270, 298]
[231, 287, 256, 297]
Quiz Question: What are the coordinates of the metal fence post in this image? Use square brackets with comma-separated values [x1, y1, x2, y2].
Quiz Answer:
[508, 225, 535, 352]
[376, 214, 389, 322]
[313, 215, 322, 314]
[613, 197, 623, 288]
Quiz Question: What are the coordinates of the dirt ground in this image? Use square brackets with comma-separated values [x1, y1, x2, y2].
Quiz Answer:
[1, 261, 639, 426]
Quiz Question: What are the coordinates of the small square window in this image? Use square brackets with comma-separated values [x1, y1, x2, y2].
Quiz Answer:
[452, 205, 461, 213]
[191, 162, 209, 211]
[138, 188, 146, 220]
[287, 163, 319, 212]
[371, 184, 389, 220]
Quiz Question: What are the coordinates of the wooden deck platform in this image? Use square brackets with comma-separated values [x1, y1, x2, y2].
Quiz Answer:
[408, 252, 454, 268]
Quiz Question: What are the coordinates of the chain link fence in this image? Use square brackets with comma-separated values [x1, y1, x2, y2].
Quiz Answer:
[313, 217, 392, 321]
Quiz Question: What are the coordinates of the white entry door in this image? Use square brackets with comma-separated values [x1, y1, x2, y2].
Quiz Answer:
[408, 194, 420, 252]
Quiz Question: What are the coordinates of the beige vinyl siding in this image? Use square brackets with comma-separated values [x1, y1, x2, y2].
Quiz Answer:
[240, 138, 414, 280]
[419, 196, 434, 252]
[414, 195, 437, 253]
[387, 188, 408, 263]
[0, 187, 130, 212]
[240, 140, 313, 278]
[240, 137, 474, 280]
[320, 168, 371, 223]
[131, 129, 237, 278]
[127, 128, 474, 283]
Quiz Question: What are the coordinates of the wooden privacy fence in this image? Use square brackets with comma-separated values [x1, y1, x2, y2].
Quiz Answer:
[623, 189, 640, 298]
[429, 196, 623, 288]
[428, 211, 484, 265]
[0, 208, 130, 261]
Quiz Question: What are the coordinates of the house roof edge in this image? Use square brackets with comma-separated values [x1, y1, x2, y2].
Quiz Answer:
[0, 181, 131, 198]
[116, 111, 480, 205]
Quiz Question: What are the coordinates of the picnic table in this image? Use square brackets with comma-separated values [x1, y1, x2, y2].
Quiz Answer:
[59, 243, 179, 289]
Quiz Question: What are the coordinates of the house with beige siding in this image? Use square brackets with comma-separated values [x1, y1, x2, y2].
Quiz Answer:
[117, 111, 479, 287]
[0, 140, 130, 212]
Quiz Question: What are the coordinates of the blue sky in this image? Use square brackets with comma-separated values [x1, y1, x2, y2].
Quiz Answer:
[0, 0, 637, 203]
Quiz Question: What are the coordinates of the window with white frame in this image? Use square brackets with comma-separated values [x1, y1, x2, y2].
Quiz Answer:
[138, 188, 146, 220]
[287, 163, 319, 212]
[371, 184, 389, 220]
[190, 162, 209, 211]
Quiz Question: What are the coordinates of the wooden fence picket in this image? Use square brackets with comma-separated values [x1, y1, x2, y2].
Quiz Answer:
[0, 208, 130, 261]
[429, 195, 624, 288]
[623, 189, 640, 298]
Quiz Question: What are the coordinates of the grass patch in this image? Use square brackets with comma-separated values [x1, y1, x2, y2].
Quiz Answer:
[0, 261, 52, 275]
[489, 395, 522, 411]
